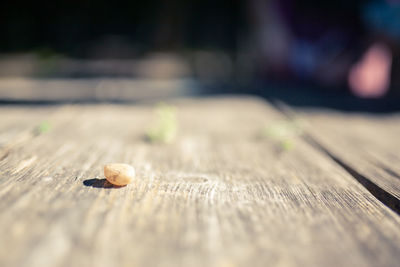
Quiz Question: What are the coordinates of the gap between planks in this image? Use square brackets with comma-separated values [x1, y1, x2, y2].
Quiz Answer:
[272, 100, 400, 216]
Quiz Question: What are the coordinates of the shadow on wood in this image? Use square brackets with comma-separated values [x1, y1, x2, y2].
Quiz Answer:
[83, 178, 125, 189]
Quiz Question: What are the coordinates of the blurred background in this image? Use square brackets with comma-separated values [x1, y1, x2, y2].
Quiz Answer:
[1, 0, 400, 110]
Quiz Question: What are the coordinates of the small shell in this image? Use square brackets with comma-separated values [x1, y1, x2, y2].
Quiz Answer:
[104, 163, 135, 186]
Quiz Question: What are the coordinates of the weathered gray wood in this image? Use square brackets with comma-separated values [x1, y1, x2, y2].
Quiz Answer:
[1, 97, 400, 267]
[298, 110, 400, 206]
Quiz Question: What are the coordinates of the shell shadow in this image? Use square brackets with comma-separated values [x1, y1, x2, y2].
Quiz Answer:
[83, 178, 125, 189]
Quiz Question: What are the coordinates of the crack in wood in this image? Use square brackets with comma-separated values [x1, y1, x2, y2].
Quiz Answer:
[272, 100, 400, 216]
[303, 134, 400, 216]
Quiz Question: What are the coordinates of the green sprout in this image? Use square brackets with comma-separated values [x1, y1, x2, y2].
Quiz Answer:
[280, 139, 295, 151]
[262, 120, 302, 139]
[260, 119, 304, 151]
[34, 121, 51, 135]
[146, 103, 177, 144]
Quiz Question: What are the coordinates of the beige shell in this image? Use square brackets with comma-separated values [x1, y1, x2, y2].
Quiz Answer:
[104, 163, 135, 186]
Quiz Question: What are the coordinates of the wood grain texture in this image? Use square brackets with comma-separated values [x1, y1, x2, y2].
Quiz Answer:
[298, 110, 400, 207]
[0, 106, 57, 160]
[1, 97, 400, 267]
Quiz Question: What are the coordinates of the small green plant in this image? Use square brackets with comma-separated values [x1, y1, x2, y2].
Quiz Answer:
[146, 103, 177, 144]
[260, 119, 304, 151]
[280, 139, 295, 151]
[262, 120, 302, 139]
[34, 121, 51, 135]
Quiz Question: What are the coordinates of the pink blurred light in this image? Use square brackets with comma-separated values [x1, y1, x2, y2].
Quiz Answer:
[348, 43, 392, 98]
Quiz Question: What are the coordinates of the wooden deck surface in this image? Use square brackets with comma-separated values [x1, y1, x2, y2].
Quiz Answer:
[1, 97, 400, 267]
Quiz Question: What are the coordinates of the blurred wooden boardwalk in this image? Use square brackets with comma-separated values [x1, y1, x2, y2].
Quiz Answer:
[1, 94, 400, 267]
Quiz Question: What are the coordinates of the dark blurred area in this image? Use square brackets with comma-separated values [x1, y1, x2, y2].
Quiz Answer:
[1, 0, 400, 110]
[0, 1, 241, 56]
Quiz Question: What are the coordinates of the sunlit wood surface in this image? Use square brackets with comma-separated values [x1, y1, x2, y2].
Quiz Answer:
[1, 97, 400, 267]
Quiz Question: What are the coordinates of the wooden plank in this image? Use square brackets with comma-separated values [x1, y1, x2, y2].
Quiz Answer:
[0, 78, 195, 102]
[0, 97, 400, 267]
[0, 106, 58, 160]
[297, 109, 400, 207]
